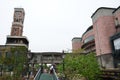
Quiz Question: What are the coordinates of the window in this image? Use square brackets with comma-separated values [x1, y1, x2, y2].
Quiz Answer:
[13, 28, 19, 36]
[113, 37, 120, 50]
[84, 35, 94, 43]
[16, 19, 19, 22]
[115, 18, 119, 26]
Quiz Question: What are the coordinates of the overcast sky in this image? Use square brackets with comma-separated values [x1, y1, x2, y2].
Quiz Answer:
[0, 0, 119, 52]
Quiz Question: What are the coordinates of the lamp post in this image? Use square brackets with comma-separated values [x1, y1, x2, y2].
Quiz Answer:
[62, 55, 65, 72]
[41, 55, 43, 73]
[0, 64, 2, 76]
[62, 51, 65, 79]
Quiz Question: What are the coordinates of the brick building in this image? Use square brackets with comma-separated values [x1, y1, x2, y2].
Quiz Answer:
[72, 6, 120, 68]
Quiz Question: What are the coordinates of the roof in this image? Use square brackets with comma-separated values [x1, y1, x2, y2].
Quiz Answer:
[14, 8, 24, 12]
[113, 6, 120, 13]
[30, 52, 64, 55]
[72, 37, 82, 41]
[82, 25, 93, 37]
[7, 35, 29, 42]
[91, 7, 116, 18]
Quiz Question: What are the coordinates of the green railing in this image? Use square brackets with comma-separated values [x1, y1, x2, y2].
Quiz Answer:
[34, 68, 41, 80]
[52, 68, 59, 80]
[34, 66, 58, 80]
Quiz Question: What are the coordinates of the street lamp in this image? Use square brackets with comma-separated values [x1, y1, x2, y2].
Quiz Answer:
[0, 64, 2, 76]
[62, 51, 65, 79]
[41, 55, 43, 73]
[62, 55, 65, 72]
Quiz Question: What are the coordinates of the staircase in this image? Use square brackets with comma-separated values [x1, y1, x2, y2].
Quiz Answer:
[34, 66, 58, 80]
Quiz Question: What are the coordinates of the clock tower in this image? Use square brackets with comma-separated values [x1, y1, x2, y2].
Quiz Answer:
[6, 8, 29, 48]
[11, 8, 25, 36]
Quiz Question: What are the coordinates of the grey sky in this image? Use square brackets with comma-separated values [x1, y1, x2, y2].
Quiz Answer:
[0, 0, 119, 52]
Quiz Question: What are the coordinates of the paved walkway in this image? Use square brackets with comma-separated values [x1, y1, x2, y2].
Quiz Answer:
[39, 73, 54, 80]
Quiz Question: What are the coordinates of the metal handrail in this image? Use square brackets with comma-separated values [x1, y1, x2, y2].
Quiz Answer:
[53, 68, 59, 80]
[34, 68, 41, 80]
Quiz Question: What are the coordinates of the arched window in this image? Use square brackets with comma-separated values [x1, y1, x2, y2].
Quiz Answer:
[115, 18, 119, 26]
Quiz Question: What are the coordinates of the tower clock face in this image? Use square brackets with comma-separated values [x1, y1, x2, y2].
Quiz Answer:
[15, 11, 22, 18]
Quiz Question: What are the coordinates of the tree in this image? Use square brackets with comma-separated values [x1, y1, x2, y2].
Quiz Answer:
[57, 52, 101, 80]
[0, 46, 28, 80]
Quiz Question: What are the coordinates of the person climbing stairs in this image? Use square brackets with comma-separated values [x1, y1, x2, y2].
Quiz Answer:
[34, 65, 58, 80]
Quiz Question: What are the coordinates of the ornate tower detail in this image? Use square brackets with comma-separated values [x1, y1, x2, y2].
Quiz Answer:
[6, 8, 29, 48]
[11, 8, 25, 36]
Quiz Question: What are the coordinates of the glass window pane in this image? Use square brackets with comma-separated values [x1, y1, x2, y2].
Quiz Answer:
[84, 36, 94, 43]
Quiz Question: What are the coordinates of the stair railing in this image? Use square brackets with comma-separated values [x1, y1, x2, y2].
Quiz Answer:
[34, 67, 41, 80]
[52, 67, 59, 80]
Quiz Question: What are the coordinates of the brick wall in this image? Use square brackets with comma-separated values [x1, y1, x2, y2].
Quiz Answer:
[72, 38, 82, 51]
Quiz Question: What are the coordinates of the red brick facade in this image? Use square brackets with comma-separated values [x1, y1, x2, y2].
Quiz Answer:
[11, 8, 25, 36]
[72, 37, 82, 51]
[72, 6, 120, 68]
[93, 16, 116, 55]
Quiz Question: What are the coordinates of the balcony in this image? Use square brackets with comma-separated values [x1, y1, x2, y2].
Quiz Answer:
[6, 35, 29, 48]
[81, 40, 95, 53]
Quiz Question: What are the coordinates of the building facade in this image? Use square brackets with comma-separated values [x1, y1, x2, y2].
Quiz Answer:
[72, 6, 120, 68]
[91, 7, 116, 68]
